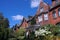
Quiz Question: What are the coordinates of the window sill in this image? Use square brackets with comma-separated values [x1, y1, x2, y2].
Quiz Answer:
[44, 20, 48, 22]
[53, 17, 57, 19]
[38, 21, 42, 24]
[58, 16, 60, 17]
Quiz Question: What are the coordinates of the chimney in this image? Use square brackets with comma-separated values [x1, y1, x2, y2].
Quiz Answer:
[52, 0, 56, 6]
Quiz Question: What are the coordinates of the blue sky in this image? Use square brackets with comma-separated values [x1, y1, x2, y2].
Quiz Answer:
[0, 0, 52, 27]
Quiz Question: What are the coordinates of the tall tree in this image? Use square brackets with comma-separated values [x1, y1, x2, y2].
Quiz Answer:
[0, 13, 10, 40]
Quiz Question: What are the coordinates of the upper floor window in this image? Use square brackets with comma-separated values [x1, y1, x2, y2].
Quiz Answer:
[52, 11, 57, 18]
[40, 7, 44, 13]
[38, 15, 42, 22]
[58, 8, 60, 16]
[44, 13, 48, 20]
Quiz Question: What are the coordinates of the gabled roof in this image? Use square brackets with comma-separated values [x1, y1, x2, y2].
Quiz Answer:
[19, 18, 27, 27]
[36, 1, 60, 16]
[20, 16, 34, 27]
[49, 2, 60, 11]
[36, 0, 50, 16]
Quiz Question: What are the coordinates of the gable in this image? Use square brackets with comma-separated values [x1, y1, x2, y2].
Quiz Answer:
[36, 1, 49, 15]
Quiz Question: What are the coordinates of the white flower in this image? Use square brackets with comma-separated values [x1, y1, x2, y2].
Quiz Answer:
[35, 28, 51, 36]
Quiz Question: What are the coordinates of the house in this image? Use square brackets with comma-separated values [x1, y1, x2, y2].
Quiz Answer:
[12, 18, 29, 31]
[16, 0, 60, 30]
[20, 18, 28, 28]
[35, 0, 60, 26]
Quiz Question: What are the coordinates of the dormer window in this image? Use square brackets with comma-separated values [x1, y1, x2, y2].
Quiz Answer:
[40, 7, 44, 13]
[38, 15, 42, 22]
[58, 8, 60, 16]
[44, 13, 48, 20]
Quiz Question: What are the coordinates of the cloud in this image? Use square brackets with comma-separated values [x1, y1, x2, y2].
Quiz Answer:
[31, 0, 43, 8]
[12, 15, 23, 20]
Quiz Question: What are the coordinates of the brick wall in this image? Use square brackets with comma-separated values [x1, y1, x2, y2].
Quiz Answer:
[52, 0, 56, 6]
[35, 0, 60, 26]
[21, 21, 28, 28]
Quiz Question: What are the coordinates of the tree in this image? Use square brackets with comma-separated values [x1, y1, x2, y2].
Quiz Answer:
[0, 13, 10, 40]
[0, 13, 9, 28]
[15, 27, 26, 40]
[30, 18, 36, 25]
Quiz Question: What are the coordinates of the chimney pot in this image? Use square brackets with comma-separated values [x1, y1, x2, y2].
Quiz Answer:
[52, 0, 56, 6]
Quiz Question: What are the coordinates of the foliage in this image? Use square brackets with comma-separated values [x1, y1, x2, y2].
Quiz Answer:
[28, 31, 35, 40]
[35, 28, 51, 36]
[0, 13, 60, 40]
[30, 18, 36, 25]
[0, 13, 10, 40]
[10, 27, 26, 40]
[34, 24, 60, 40]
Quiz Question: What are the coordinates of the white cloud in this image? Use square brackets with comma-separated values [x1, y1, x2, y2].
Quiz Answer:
[31, 0, 43, 8]
[12, 15, 23, 20]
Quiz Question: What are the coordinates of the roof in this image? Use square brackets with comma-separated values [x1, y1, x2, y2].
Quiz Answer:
[49, 2, 60, 11]
[20, 16, 34, 27]
[19, 18, 27, 27]
[35, 1, 60, 16]
[35, 0, 50, 16]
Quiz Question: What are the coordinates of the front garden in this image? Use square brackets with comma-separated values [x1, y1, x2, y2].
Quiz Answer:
[10, 24, 60, 40]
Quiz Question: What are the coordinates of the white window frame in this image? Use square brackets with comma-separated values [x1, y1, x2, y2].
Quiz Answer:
[44, 13, 48, 20]
[38, 15, 42, 22]
[40, 7, 44, 13]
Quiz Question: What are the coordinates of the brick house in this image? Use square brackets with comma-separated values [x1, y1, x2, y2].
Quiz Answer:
[13, 0, 60, 36]
[35, 0, 60, 26]
[20, 18, 28, 28]
[20, 16, 34, 28]
[18, 0, 60, 29]
[12, 18, 29, 31]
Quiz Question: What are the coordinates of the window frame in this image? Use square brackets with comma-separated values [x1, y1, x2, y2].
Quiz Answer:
[52, 11, 57, 19]
[58, 8, 60, 16]
[40, 7, 44, 13]
[44, 13, 48, 20]
[38, 14, 43, 22]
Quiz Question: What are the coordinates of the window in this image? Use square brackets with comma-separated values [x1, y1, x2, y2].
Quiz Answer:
[40, 7, 44, 13]
[52, 11, 57, 18]
[58, 8, 60, 16]
[44, 13, 48, 20]
[38, 15, 42, 22]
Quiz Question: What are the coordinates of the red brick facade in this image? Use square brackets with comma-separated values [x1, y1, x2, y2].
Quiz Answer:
[35, 0, 60, 26]
[20, 0, 60, 29]
[20, 18, 28, 28]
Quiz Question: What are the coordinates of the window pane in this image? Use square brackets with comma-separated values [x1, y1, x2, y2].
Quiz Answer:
[44, 13, 48, 20]
[58, 8, 60, 16]
[40, 7, 44, 13]
[53, 11, 56, 18]
[38, 15, 42, 22]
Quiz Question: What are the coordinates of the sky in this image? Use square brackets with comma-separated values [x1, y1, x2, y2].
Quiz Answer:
[0, 0, 52, 28]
